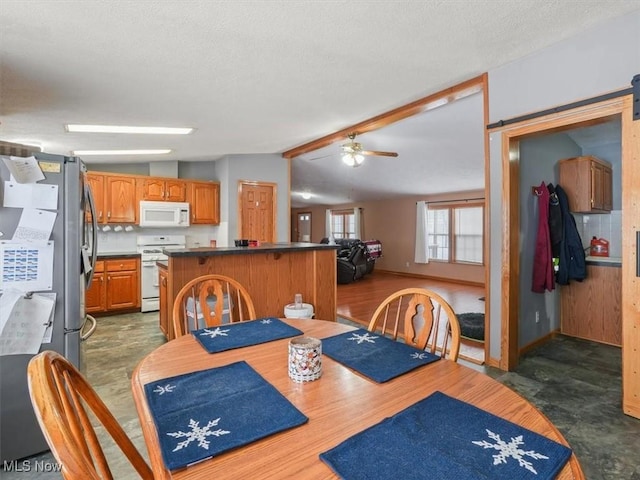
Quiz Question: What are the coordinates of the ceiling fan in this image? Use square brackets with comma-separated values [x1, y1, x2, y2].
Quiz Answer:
[340, 133, 398, 167]
[307, 133, 398, 167]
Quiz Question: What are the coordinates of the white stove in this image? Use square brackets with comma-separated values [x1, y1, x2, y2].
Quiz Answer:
[136, 235, 185, 312]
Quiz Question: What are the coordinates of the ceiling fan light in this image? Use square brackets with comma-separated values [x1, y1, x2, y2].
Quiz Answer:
[342, 153, 365, 167]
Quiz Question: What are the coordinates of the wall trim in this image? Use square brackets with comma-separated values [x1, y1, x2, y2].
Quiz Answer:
[374, 269, 485, 288]
[518, 329, 560, 356]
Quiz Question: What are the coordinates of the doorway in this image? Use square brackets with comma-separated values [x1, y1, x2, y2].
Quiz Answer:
[497, 94, 640, 418]
[296, 212, 311, 242]
[238, 181, 277, 242]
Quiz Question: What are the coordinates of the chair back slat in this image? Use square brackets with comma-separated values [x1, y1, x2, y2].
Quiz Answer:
[27, 351, 153, 480]
[367, 288, 461, 362]
[172, 274, 257, 337]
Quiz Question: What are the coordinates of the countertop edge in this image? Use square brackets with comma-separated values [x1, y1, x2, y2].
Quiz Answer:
[163, 243, 341, 257]
[97, 252, 140, 259]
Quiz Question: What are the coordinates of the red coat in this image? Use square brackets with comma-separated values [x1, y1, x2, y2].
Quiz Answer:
[532, 182, 554, 293]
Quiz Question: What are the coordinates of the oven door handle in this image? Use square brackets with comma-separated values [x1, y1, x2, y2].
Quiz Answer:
[142, 262, 157, 267]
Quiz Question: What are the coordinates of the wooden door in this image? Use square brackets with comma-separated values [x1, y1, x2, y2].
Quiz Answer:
[238, 181, 276, 242]
[297, 212, 311, 242]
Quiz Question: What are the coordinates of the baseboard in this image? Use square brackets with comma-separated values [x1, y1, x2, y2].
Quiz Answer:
[518, 329, 560, 356]
[374, 269, 485, 288]
[486, 357, 501, 368]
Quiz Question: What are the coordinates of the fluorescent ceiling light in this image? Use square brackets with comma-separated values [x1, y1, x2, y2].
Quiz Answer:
[66, 124, 193, 134]
[72, 149, 171, 155]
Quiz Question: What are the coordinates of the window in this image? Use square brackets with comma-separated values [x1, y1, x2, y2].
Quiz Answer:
[427, 204, 483, 264]
[330, 209, 356, 239]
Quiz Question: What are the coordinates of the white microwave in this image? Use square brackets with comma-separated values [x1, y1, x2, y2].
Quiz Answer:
[139, 201, 190, 228]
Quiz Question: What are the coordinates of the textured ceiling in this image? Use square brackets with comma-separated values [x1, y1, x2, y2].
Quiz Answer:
[1, 1, 638, 206]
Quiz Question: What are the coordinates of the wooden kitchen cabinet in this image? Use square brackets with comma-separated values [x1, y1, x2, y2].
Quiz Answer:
[139, 177, 186, 202]
[158, 264, 169, 338]
[87, 172, 137, 223]
[86, 257, 140, 314]
[187, 181, 220, 224]
[558, 155, 613, 212]
[85, 260, 106, 313]
[86, 172, 105, 223]
[560, 264, 621, 346]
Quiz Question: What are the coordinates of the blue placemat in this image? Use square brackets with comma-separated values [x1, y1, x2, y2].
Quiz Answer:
[192, 317, 303, 353]
[321, 328, 440, 382]
[320, 391, 572, 480]
[144, 361, 308, 470]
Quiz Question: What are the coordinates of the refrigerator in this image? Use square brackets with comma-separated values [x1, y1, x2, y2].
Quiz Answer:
[0, 152, 97, 462]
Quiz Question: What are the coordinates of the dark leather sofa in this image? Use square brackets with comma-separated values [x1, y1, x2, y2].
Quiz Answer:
[321, 238, 378, 284]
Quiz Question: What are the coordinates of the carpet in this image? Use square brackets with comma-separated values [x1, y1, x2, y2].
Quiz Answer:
[321, 328, 440, 383]
[144, 361, 308, 470]
[320, 391, 572, 480]
[192, 317, 303, 353]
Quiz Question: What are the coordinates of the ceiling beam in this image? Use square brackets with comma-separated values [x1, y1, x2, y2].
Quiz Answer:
[282, 74, 486, 159]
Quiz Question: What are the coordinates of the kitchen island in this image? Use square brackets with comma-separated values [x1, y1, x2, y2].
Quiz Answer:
[159, 243, 339, 340]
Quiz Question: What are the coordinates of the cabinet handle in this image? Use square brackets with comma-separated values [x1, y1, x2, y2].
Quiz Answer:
[99, 211, 103, 219]
[107, 211, 111, 219]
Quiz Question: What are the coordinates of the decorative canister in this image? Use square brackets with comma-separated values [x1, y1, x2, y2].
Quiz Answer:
[288, 336, 322, 382]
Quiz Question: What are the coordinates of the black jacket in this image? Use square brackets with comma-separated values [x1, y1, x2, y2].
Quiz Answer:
[555, 185, 586, 284]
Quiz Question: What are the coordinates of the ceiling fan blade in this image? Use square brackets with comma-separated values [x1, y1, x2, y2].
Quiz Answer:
[305, 153, 336, 161]
[361, 150, 399, 158]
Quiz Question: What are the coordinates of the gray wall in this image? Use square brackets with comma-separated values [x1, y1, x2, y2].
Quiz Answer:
[487, 9, 639, 361]
[87, 162, 149, 175]
[518, 133, 581, 348]
[216, 154, 289, 244]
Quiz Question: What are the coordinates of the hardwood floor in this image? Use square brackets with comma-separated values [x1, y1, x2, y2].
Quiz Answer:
[336, 271, 487, 363]
[337, 270, 485, 324]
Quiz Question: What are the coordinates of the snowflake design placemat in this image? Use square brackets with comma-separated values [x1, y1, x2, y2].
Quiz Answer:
[321, 328, 440, 383]
[320, 391, 572, 480]
[144, 361, 308, 470]
[192, 317, 303, 353]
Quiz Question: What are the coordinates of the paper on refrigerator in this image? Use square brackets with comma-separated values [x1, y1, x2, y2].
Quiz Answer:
[12, 209, 57, 242]
[3, 181, 58, 210]
[0, 292, 54, 355]
[1, 156, 45, 183]
[0, 241, 55, 292]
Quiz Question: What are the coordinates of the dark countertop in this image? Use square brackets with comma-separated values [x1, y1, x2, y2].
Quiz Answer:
[97, 251, 140, 259]
[585, 256, 621, 267]
[163, 242, 340, 257]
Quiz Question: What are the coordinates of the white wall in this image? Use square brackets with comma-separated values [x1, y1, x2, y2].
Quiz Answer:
[487, 10, 639, 360]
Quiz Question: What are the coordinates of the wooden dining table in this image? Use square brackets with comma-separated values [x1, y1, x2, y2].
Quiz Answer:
[131, 318, 584, 479]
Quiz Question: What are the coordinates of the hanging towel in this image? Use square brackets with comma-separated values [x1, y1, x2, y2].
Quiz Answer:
[532, 182, 554, 293]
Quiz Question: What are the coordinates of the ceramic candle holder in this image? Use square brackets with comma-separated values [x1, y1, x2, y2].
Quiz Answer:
[288, 336, 322, 383]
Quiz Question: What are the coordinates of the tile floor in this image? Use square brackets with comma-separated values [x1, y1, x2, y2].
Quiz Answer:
[3, 313, 639, 479]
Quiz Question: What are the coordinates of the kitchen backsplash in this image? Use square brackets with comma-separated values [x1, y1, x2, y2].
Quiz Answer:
[96, 223, 228, 252]
[574, 210, 621, 257]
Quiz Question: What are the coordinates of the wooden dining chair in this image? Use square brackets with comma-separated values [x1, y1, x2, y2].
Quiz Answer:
[27, 350, 153, 480]
[367, 287, 462, 362]
[172, 273, 257, 337]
